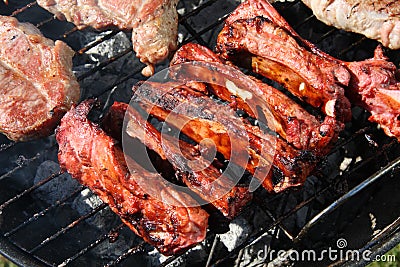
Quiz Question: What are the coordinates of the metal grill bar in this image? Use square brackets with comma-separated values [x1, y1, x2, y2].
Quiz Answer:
[178, 0, 219, 22]
[0, 171, 61, 209]
[339, 36, 368, 57]
[77, 30, 119, 55]
[29, 202, 108, 254]
[0, 142, 16, 152]
[10, 1, 36, 17]
[104, 242, 146, 267]
[35, 16, 54, 28]
[181, 13, 229, 45]
[205, 235, 219, 267]
[4, 185, 85, 238]
[58, 223, 125, 267]
[76, 48, 132, 81]
[295, 156, 400, 242]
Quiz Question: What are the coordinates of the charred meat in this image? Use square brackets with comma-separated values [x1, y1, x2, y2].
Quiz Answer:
[56, 100, 208, 255]
[217, 0, 400, 141]
[217, 15, 352, 122]
[0, 15, 80, 141]
[171, 43, 342, 155]
[133, 81, 318, 193]
[105, 102, 252, 218]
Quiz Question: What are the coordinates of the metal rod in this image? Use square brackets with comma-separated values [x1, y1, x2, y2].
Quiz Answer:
[0, 171, 62, 209]
[295, 156, 400, 243]
[77, 30, 119, 55]
[205, 235, 219, 267]
[212, 186, 331, 266]
[11, 1, 37, 17]
[29, 203, 108, 253]
[4, 186, 85, 237]
[0, 142, 16, 152]
[338, 36, 367, 57]
[181, 13, 229, 46]
[0, 153, 42, 182]
[104, 241, 146, 267]
[76, 47, 132, 81]
[58, 223, 125, 267]
[35, 16, 55, 28]
[178, 0, 219, 22]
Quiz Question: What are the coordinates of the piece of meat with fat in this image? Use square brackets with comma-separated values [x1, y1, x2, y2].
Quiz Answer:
[345, 46, 400, 141]
[298, 0, 400, 50]
[171, 43, 342, 154]
[220, 0, 400, 141]
[133, 81, 318, 193]
[36, 0, 179, 76]
[56, 100, 208, 255]
[216, 16, 352, 123]
[0, 15, 79, 141]
[105, 102, 252, 218]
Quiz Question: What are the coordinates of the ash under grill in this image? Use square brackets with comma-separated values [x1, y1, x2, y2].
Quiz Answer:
[1, 0, 400, 266]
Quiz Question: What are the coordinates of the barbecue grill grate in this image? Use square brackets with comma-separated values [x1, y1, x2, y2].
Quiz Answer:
[1, 1, 400, 266]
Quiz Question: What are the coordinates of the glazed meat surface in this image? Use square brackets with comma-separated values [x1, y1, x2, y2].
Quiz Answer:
[171, 43, 342, 155]
[217, 15, 352, 122]
[56, 100, 208, 255]
[300, 0, 400, 50]
[218, 0, 400, 141]
[345, 47, 400, 141]
[133, 81, 318, 193]
[0, 15, 80, 141]
[107, 102, 252, 218]
[37, 0, 179, 76]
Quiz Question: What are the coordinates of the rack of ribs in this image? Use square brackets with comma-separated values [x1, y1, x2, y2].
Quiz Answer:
[132, 80, 318, 193]
[56, 100, 208, 255]
[104, 101, 252, 219]
[216, 0, 400, 142]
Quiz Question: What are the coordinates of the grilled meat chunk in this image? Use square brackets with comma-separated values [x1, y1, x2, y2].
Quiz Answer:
[171, 43, 342, 155]
[133, 81, 318, 193]
[300, 0, 400, 50]
[0, 15, 79, 141]
[106, 102, 252, 218]
[217, 15, 352, 122]
[56, 100, 208, 255]
[220, 0, 400, 141]
[37, 0, 179, 76]
[345, 46, 400, 141]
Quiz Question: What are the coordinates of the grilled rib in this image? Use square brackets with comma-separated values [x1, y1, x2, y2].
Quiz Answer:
[105, 102, 252, 218]
[344, 46, 400, 141]
[218, 0, 400, 141]
[216, 16, 351, 123]
[133, 81, 318, 192]
[37, 0, 179, 76]
[0, 15, 80, 141]
[171, 43, 342, 154]
[56, 100, 208, 255]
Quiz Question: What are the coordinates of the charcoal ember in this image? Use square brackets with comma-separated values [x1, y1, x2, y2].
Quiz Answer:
[33, 160, 80, 204]
[91, 230, 136, 261]
[219, 217, 251, 252]
[147, 245, 208, 267]
[71, 189, 118, 228]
